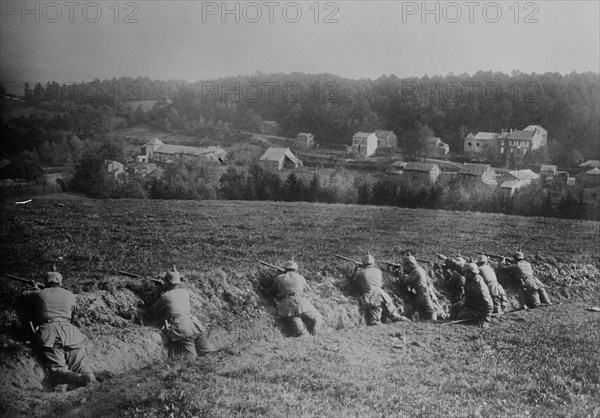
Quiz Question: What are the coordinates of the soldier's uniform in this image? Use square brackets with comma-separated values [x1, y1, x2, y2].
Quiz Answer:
[499, 252, 552, 308]
[477, 256, 508, 314]
[443, 257, 466, 304]
[353, 255, 406, 325]
[272, 261, 322, 336]
[397, 256, 437, 320]
[453, 263, 494, 324]
[28, 270, 95, 387]
[147, 267, 214, 359]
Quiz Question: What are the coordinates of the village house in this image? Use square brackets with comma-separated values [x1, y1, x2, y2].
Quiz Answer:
[259, 147, 302, 171]
[464, 125, 547, 157]
[374, 130, 398, 148]
[294, 133, 315, 149]
[352, 132, 378, 158]
[458, 163, 497, 186]
[576, 167, 600, 188]
[425, 137, 450, 158]
[104, 160, 125, 181]
[140, 138, 227, 163]
[579, 160, 600, 169]
[402, 162, 441, 187]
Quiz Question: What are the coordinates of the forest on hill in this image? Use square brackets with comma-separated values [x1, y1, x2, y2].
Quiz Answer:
[2, 71, 599, 168]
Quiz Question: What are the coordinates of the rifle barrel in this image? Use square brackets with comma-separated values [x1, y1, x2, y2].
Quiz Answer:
[334, 254, 360, 264]
[258, 261, 285, 273]
[2, 273, 38, 286]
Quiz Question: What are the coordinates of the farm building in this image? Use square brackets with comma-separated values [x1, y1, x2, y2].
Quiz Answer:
[580, 160, 600, 168]
[141, 139, 227, 163]
[464, 132, 498, 153]
[576, 167, 600, 188]
[458, 163, 497, 186]
[387, 161, 407, 175]
[352, 132, 378, 158]
[259, 147, 302, 171]
[294, 133, 315, 149]
[374, 130, 397, 148]
[523, 125, 548, 148]
[402, 162, 441, 187]
[104, 160, 125, 181]
[496, 169, 540, 186]
[259, 121, 281, 136]
[425, 137, 450, 157]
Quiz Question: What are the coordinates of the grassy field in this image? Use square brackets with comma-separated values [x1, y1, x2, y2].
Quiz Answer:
[0, 198, 599, 417]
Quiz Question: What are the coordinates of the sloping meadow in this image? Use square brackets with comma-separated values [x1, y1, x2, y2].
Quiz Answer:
[0, 199, 599, 396]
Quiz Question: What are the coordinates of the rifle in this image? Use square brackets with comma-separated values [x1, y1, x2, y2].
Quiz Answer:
[475, 251, 507, 261]
[258, 261, 286, 274]
[334, 254, 362, 265]
[2, 273, 44, 288]
[117, 271, 163, 285]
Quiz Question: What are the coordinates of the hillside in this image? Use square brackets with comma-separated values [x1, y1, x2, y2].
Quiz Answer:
[0, 199, 599, 417]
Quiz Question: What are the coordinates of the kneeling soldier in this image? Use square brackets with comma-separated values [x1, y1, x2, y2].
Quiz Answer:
[353, 255, 408, 325]
[453, 263, 493, 327]
[26, 267, 96, 388]
[477, 255, 508, 314]
[147, 266, 215, 359]
[499, 251, 552, 309]
[394, 256, 438, 320]
[271, 260, 323, 337]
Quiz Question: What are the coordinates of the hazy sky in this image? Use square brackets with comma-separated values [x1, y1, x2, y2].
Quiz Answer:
[1, 1, 599, 84]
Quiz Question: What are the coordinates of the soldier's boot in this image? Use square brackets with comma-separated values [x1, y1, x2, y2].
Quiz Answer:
[538, 288, 552, 305]
[53, 370, 90, 387]
[195, 335, 217, 355]
[288, 317, 309, 337]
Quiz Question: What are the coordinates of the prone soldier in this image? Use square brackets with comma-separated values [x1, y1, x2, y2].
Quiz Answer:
[24, 267, 96, 388]
[270, 260, 323, 337]
[498, 251, 552, 309]
[146, 266, 215, 359]
[351, 254, 408, 325]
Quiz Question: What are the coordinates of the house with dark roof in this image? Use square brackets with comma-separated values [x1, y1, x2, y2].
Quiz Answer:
[458, 163, 497, 185]
[374, 130, 397, 148]
[352, 132, 378, 158]
[464, 132, 498, 153]
[141, 139, 227, 163]
[403, 162, 441, 187]
[259, 147, 302, 171]
[576, 167, 600, 188]
[294, 133, 315, 149]
[580, 160, 600, 168]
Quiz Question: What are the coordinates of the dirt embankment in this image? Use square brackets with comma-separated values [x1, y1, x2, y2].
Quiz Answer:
[1, 260, 598, 396]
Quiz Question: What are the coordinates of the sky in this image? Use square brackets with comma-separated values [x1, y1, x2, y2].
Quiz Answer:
[1, 0, 599, 85]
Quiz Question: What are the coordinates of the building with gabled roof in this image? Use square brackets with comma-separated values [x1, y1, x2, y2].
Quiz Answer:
[464, 132, 499, 153]
[580, 160, 600, 168]
[352, 132, 378, 158]
[576, 167, 600, 188]
[259, 147, 302, 171]
[141, 138, 227, 163]
[294, 132, 315, 149]
[374, 130, 397, 148]
[459, 163, 497, 185]
[464, 126, 547, 156]
[403, 162, 441, 186]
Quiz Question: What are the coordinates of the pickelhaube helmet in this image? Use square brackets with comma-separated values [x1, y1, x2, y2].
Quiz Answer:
[463, 262, 480, 274]
[284, 260, 298, 271]
[362, 254, 374, 266]
[477, 254, 489, 263]
[164, 265, 181, 284]
[403, 255, 418, 266]
[513, 251, 524, 260]
[46, 264, 63, 285]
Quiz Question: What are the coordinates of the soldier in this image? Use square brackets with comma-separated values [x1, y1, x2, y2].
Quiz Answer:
[477, 255, 508, 314]
[351, 254, 408, 325]
[147, 266, 215, 359]
[25, 267, 96, 388]
[271, 260, 323, 337]
[393, 255, 438, 320]
[453, 263, 494, 327]
[499, 251, 552, 309]
[437, 255, 467, 306]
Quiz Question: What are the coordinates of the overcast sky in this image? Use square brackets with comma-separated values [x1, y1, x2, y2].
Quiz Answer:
[1, 1, 599, 84]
